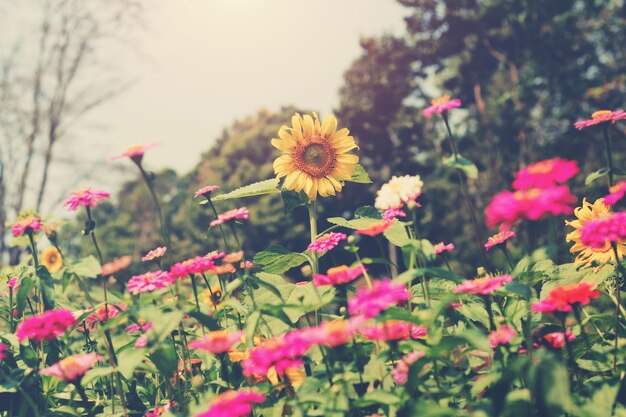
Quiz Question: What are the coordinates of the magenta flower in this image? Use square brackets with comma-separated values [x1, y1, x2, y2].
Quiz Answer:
[16, 309, 77, 343]
[423, 95, 462, 118]
[579, 212, 626, 249]
[307, 232, 348, 253]
[127, 271, 174, 294]
[39, 353, 103, 382]
[348, 279, 410, 318]
[11, 216, 42, 237]
[195, 389, 265, 417]
[453, 275, 512, 295]
[194, 185, 221, 198]
[392, 351, 425, 385]
[242, 331, 313, 377]
[512, 158, 579, 190]
[488, 325, 517, 347]
[484, 230, 516, 251]
[189, 330, 243, 354]
[434, 242, 454, 255]
[125, 321, 152, 334]
[0, 343, 8, 362]
[142, 246, 167, 262]
[111, 143, 158, 163]
[210, 207, 249, 227]
[382, 208, 407, 221]
[604, 181, 626, 206]
[485, 186, 576, 228]
[361, 321, 427, 342]
[574, 110, 626, 130]
[63, 188, 111, 211]
[312, 265, 366, 287]
[543, 329, 575, 349]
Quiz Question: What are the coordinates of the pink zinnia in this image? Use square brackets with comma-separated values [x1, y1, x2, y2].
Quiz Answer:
[146, 402, 175, 417]
[361, 321, 427, 342]
[531, 282, 600, 314]
[127, 270, 173, 294]
[39, 353, 103, 382]
[604, 181, 626, 206]
[169, 253, 225, 279]
[484, 230, 516, 251]
[111, 143, 158, 163]
[434, 242, 454, 255]
[307, 232, 348, 253]
[16, 309, 76, 342]
[297, 317, 365, 348]
[313, 265, 366, 287]
[348, 279, 411, 318]
[189, 330, 243, 354]
[0, 343, 8, 362]
[242, 331, 313, 377]
[210, 207, 249, 227]
[392, 351, 425, 385]
[543, 329, 576, 349]
[195, 389, 266, 417]
[11, 216, 42, 237]
[63, 188, 111, 211]
[512, 158, 579, 190]
[194, 185, 220, 198]
[125, 321, 152, 334]
[382, 209, 407, 221]
[574, 110, 626, 130]
[488, 325, 517, 347]
[485, 186, 576, 228]
[453, 275, 512, 295]
[423, 95, 462, 118]
[579, 211, 626, 249]
[142, 246, 167, 262]
[84, 304, 126, 330]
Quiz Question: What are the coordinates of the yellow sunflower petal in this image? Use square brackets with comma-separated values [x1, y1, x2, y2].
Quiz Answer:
[336, 154, 359, 164]
[302, 115, 314, 137]
[271, 138, 295, 153]
[321, 115, 338, 137]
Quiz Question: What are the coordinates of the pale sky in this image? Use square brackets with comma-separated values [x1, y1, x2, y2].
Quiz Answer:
[78, 0, 409, 174]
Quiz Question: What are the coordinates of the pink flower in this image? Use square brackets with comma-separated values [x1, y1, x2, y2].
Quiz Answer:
[484, 230, 516, 251]
[485, 186, 577, 228]
[453, 275, 512, 295]
[210, 207, 249, 227]
[543, 329, 575, 349]
[189, 330, 243, 354]
[579, 211, 626, 249]
[531, 282, 600, 314]
[125, 321, 152, 334]
[16, 309, 76, 342]
[0, 344, 8, 362]
[604, 181, 626, 206]
[313, 265, 366, 287]
[63, 188, 111, 211]
[574, 110, 626, 130]
[146, 402, 175, 417]
[101, 256, 133, 276]
[361, 321, 427, 342]
[512, 158, 579, 190]
[11, 216, 42, 237]
[392, 351, 425, 385]
[307, 232, 348, 253]
[39, 353, 103, 382]
[488, 325, 517, 347]
[127, 270, 174, 294]
[242, 331, 313, 377]
[195, 390, 265, 417]
[423, 95, 462, 118]
[355, 220, 393, 236]
[142, 246, 167, 262]
[348, 279, 410, 318]
[111, 143, 158, 163]
[382, 209, 406, 221]
[84, 304, 126, 330]
[298, 317, 365, 348]
[194, 185, 221, 198]
[169, 253, 226, 279]
[135, 335, 148, 348]
[434, 242, 454, 255]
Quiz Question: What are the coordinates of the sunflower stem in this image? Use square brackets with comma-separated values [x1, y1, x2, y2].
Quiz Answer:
[308, 201, 319, 275]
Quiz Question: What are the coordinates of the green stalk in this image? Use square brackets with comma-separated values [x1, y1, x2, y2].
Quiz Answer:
[137, 164, 172, 257]
[308, 201, 319, 275]
[602, 125, 615, 187]
[207, 198, 230, 251]
[612, 243, 624, 372]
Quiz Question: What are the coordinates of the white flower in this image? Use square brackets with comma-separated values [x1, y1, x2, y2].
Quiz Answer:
[374, 175, 424, 210]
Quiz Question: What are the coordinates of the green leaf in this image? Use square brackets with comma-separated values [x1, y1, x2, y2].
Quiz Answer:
[15, 276, 35, 315]
[281, 189, 309, 214]
[36, 265, 55, 310]
[210, 178, 280, 201]
[348, 164, 372, 183]
[396, 267, 465, 285]
[253, 245, 308, 274]
[443, 155, 479, 179]
[354, 206, 381, 219]
[66, 255, 101, 279]
[585, 168, 610, 186]
[150, 343, 178, 378]
[82, 366, 115, 385]
[248, 275, 286, 302]
[354, 390, 401, 407]
[187, 311, 220, 331]
[283, 282, 334, 322]
[245, 311, 261, 348]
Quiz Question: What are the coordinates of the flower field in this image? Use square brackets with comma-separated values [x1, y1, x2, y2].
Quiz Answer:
[2, 101, 626, 417]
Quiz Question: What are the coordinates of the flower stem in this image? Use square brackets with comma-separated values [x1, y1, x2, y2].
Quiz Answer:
[137, 164, 172, 257]
[207, 199, 231, 251]
[308, 201, 319, 275]
[612, 242, 624, 371]
[602, 125, 615, 187]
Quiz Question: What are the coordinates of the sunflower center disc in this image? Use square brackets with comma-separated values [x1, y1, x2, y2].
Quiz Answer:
[302, 144, 328, 167]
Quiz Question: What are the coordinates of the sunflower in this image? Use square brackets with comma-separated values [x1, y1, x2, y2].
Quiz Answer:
[41, 246, 63, 272]
[565, 198, 626, 269]
[271, 113, 359, 201]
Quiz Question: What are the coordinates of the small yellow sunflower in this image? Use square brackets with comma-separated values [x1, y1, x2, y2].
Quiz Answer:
[565, 198, 626, 269]
[41, 246, 63, 272]
[271, 113, 359, 201]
